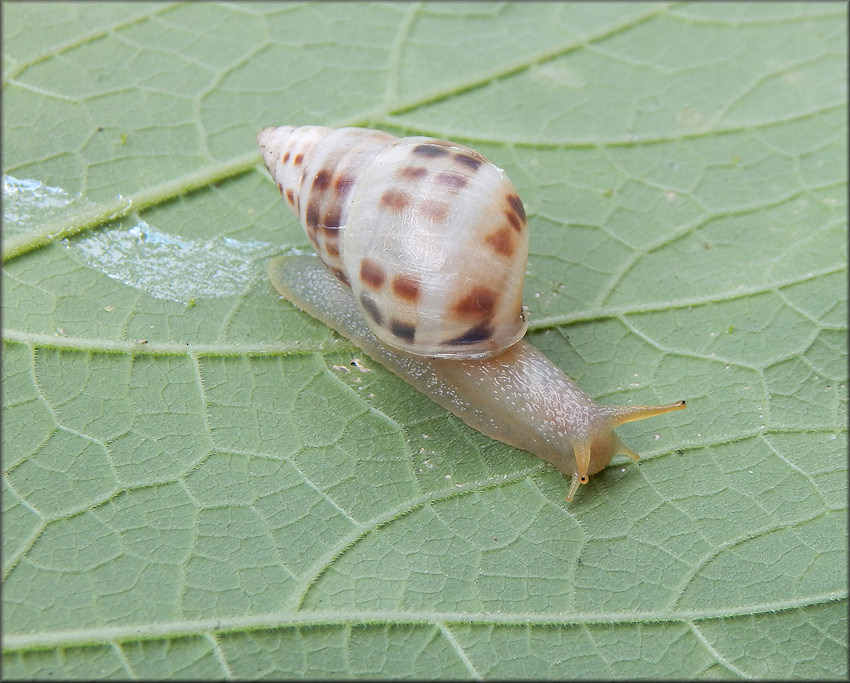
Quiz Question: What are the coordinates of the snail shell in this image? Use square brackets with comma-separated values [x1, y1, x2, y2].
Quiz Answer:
[258, 125, 527, 359]
[259, 125, 686, 501]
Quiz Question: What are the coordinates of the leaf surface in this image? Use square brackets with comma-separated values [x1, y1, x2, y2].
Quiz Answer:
[3, 2, 846, 679]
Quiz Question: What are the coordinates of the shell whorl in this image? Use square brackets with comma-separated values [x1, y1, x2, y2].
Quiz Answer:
[259, 125, 529, 359]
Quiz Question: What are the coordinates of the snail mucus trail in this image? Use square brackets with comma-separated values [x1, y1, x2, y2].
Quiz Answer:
[259, 125, 686, 501]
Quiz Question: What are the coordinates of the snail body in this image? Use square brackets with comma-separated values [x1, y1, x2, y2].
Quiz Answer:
[259, 125, 685, 501]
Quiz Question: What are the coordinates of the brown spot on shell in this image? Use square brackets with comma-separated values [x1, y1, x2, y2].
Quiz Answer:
[400, 166, 428, 181]
[322, 227, 340, 258]
[332, 268, 349, 286]
[359, 258, 386, 289]
[507, 193, 526, 227]
[391, 274, 420, 302]
[505, 210, 521, 231]
[285, 189, 295, 205]
[323, 206, 341, 229]
[435, 171, 468, 191]
[380, 188, 410, 213]
[413, 143, 450, 157]
[306, 203, 320, 230]
[390, 320, 416, 341]
[335, 175, 355, 195]
[283, 152, 290, 163]
[325, 243, 340, 258]
[421, 200, 449, 223]
[312, 169, 332, 191]
[454, 153, 483, 171]
[485, 227, 516, 257]
[294, 154, 304, 165]
[452, 286, 498, 319]
[359, 293, 383, 325]
[444, 324, 494, 346]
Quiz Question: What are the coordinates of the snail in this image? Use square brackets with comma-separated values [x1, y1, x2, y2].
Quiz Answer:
[259, 125, 686, 501]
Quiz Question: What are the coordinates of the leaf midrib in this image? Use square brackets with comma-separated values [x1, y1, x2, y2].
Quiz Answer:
[4, 590, 844, 653]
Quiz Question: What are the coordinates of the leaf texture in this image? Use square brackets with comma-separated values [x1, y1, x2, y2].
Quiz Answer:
[3, 2, 847, 679]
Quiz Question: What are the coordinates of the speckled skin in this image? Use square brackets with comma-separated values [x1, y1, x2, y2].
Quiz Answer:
[258, 125, 528, 359]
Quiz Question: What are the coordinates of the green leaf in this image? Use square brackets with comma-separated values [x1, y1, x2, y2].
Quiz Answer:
[3, 2, 846, 679]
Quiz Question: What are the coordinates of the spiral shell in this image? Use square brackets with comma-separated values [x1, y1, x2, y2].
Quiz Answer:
[258, 125, 529, 359]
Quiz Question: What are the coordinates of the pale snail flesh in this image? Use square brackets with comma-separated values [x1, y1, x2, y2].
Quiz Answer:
[259, 125, 686, 501]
